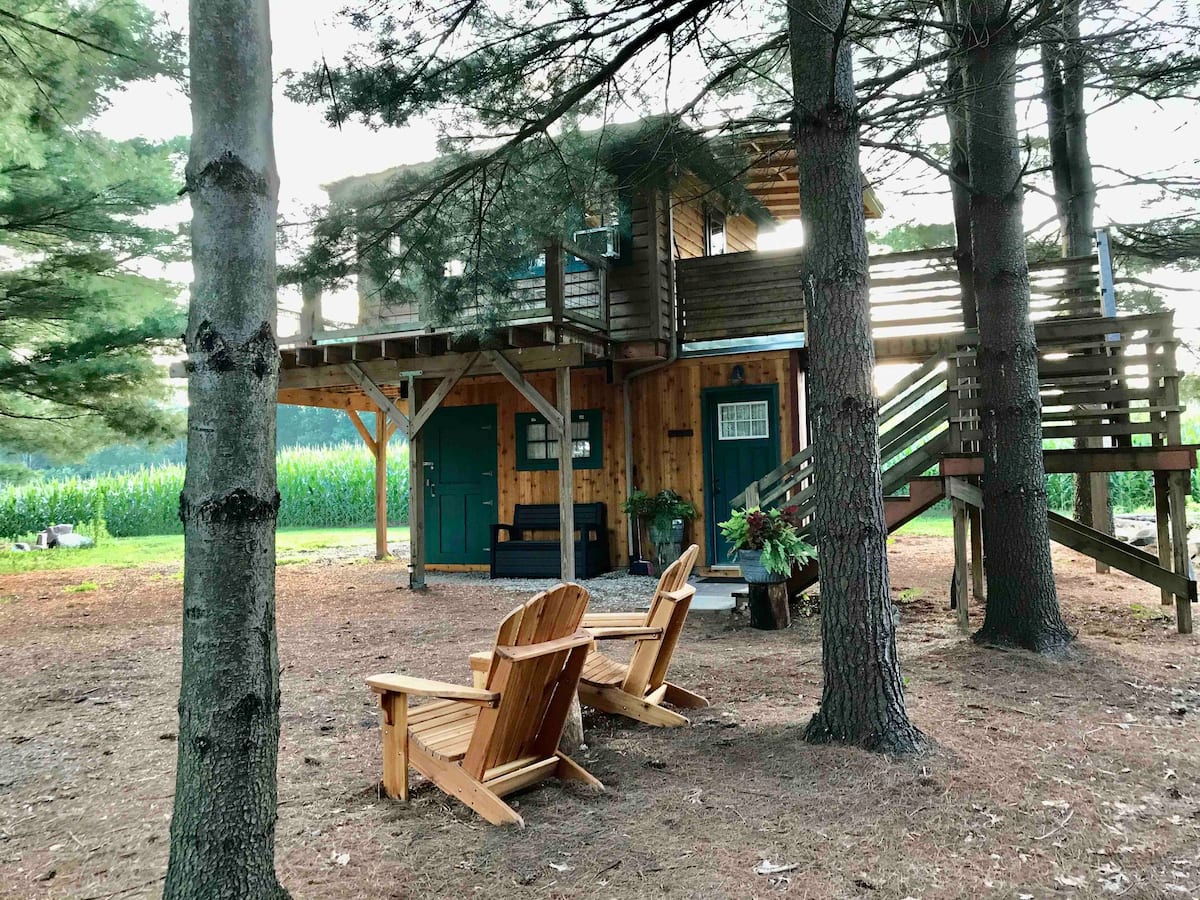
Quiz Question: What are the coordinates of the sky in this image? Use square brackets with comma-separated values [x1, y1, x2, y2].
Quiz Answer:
[96, 1, 1199, 355]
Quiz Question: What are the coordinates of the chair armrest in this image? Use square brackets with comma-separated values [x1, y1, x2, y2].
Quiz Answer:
[494, 631, 593, 662]
[468, 650, 492, 673]
[663, 585, 696, 602]
[586, 626, 664, 641]
[366, 673, 500, 706]
[491, 523, 519, 543]
[582, 612, 647, 628]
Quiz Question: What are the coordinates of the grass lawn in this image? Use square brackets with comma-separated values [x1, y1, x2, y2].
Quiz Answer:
[0, 526, 411, 575]
[894, 510, 953, 538]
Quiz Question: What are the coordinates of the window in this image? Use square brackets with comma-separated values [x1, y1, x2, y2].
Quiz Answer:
[717, 401, 769, 440]
[705, 206, 727, 256]
[516, 409, 603, 470]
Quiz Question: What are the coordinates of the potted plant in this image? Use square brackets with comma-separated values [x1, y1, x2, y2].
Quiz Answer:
[719, 506, 816, 584]
[622, 489, 697, 570]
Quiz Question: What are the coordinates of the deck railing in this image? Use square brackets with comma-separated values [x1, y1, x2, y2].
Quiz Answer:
[731, 311, 1182, 513]
[286, 238, 609, 347]
[948, 311, 1182, 452]
[676, 245, 1106, 344]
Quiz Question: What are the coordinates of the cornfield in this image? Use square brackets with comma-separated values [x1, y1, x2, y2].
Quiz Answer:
[0, 443, 411, 539]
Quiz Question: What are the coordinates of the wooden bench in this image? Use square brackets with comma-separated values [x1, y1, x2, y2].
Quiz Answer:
[490, 503, 610, 579]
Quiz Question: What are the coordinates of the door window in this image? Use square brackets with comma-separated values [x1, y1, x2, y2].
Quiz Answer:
[717, 401, 769, 440]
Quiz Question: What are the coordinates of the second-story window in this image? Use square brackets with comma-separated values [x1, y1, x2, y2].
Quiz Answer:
[705, 206, 727, 256]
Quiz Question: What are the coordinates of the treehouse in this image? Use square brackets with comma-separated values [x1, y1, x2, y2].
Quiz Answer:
[248, 128, 1194, 635]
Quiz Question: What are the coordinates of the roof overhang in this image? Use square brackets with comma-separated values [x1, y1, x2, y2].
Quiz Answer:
[740, 132, 885, 222]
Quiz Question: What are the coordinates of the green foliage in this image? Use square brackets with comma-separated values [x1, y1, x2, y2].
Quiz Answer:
[0, 443, 412, 539]
[0, 0, 186, 459]
[20, 405, 366, 481]
[719, 506, 817, 576]
[0, 462, 38, 486]
[869, 222, 956, 252]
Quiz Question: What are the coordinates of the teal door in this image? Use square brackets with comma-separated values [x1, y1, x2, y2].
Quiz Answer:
[424, 404, 498, 565]
[702, 385, 781, 566]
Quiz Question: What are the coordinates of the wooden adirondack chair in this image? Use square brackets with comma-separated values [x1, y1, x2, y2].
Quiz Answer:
[366, 583, 602, 827]
[578, 544, 708, 727]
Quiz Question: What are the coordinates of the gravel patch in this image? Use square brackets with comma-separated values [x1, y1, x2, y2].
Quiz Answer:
[427, 568, 660, 610]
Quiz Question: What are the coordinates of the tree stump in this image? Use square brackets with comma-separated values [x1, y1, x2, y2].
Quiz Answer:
[559, 695, 585, 751]
[748, 582, 790, 630]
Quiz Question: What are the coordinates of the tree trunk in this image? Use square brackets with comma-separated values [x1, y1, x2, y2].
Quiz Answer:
[1041, 0, 1112, 539]
[962, 0, 1073, 653]
[165, 1, 288, 897]
[789, 0, 923, 754]
[942, 0, 976, 329]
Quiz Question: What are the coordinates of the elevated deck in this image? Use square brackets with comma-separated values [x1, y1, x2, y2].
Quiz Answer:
[676, 246, 1105, 354]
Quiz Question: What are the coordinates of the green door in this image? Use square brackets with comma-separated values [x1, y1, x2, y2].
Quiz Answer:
[702, 385, 781, 566]
[424, 404, 498, 565]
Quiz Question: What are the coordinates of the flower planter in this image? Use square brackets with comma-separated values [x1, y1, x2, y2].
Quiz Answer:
[737, 549, 786, 584]
[649, 518, 687, 569]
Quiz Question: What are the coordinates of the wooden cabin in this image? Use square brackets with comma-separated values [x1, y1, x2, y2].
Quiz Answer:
[250, 128, 1196, 634]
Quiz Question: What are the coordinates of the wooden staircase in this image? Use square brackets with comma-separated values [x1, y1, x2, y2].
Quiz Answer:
[733, 349, 954, 596]
[729, 313, 1197, 632]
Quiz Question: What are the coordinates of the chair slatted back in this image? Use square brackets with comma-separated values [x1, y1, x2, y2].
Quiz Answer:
[463, 584, 590, 778]
[623, 544, 699, 697]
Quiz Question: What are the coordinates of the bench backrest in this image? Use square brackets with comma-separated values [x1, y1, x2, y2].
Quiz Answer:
[462, 583, 591, 778]
[623, 544, 699, 697]
[512, 502, 606, 532]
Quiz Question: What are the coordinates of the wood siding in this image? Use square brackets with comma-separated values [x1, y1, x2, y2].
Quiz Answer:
[628, 351, 797, 570]
[670, 174, 760, 260]
[434, 367, 628, 569]
[608, 188, 660, 342]
[427, 350, 799, 571]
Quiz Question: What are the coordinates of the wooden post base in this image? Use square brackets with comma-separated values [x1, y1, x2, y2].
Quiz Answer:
[748, 582, 790, 630]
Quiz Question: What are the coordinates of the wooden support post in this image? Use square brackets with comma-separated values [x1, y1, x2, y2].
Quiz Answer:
[1091, 470, 1111, 574]
[379, 693, 408, 801]
[748, 582, 790, 630]
[968, 503, 984, 600]
[744, 481, 760, 509]
[546, 239, 565, 344]
[1168, 470, 1193, 635]
[375, 410, 389, 559]
[343, 363, 410, 435]
[556, 366, 575, 582]
[409, 377, 427, 591]
[952, 497, 969, 633]
[345, 409, 376, 456]
[300, 280, 321, 342]
[1155, 471, 1172, 607]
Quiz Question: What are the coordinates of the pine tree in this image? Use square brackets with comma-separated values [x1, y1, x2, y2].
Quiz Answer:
[0, 1, 186, 458]
[791, 0, 923, 754]
[960, 0, 1073, 652]
[164, 0, 289, 895]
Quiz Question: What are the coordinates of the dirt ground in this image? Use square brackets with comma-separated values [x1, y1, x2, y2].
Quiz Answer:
[0, 535, 1197, 900]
